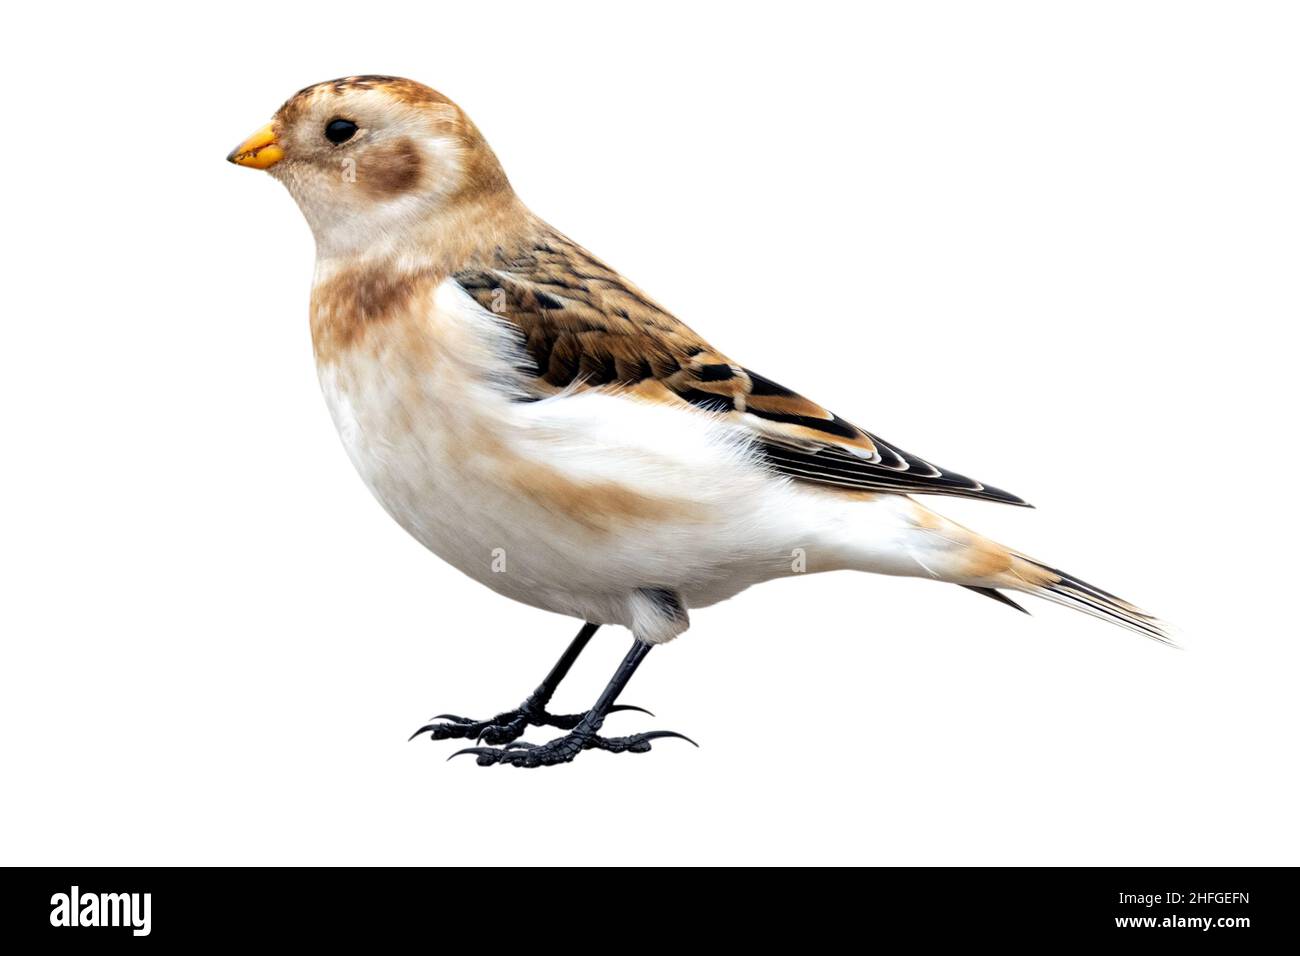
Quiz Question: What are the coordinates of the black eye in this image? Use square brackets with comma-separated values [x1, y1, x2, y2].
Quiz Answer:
[324, 119, 358, 144]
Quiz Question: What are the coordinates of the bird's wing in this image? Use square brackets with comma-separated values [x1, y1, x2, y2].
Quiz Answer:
[454, 228, 1028, 506]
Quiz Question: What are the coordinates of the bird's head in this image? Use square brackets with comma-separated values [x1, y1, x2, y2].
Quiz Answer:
[227, 76, 512, 257]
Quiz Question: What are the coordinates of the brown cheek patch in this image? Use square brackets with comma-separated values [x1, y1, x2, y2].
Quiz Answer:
[359, 138, 423, 198]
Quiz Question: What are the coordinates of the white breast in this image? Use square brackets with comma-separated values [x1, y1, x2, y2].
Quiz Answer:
[316, 279, 547, 604]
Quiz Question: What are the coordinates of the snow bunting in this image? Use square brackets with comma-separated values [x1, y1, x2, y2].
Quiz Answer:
[228, 76, 1168, 767]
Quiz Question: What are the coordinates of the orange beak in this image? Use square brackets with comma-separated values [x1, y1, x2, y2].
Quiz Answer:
[226, 123, 284, 170]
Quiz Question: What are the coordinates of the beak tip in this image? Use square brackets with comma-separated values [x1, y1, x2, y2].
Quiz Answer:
[227, 122, 283, 170]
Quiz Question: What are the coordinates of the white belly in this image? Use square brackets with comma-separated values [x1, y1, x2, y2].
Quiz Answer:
[319, 363, 794, 617]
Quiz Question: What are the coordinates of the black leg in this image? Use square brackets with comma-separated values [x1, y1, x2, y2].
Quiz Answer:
[409, 622, 651, 745]
[450, 639, 697, 768]
[531, 621, 600, 711]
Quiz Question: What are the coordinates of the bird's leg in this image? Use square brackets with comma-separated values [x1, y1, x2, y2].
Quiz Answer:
[450, 638, 697, 767]
[409, 622, 651, 746]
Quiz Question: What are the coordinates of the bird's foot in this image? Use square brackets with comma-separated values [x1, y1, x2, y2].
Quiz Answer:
[450, 726, 698, 768]
[409, 697, 652, 746]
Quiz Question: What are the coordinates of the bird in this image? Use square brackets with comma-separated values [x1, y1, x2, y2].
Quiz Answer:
[227, 75, 1168, 768]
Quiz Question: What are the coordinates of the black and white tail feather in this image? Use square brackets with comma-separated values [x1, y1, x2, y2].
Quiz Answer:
[1028, 560, 1171, 644]
[971, 555, 1172, 645]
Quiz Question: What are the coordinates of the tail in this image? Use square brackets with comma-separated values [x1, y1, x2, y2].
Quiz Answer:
[987, 553, 1173, 645]
[830, 495, 1171, 643]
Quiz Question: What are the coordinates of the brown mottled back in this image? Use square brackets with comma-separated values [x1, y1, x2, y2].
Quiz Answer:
[453, 225, 1029, 506]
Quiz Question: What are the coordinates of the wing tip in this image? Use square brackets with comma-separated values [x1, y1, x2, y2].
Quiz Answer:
[978, 483, 1034, 508]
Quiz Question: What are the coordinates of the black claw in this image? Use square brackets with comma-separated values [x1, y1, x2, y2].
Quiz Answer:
[416, 724, 488, 744]
[449, 747, 500, 766]
[411, 719, 503, 743]
[633, 730, 698, 747]
[410, 709, 528, 745]
[593, 730, 698, 754]
[607, 704, 655, 717]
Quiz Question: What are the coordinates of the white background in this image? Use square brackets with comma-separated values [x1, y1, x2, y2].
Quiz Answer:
[2, 1, 1296, 866]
